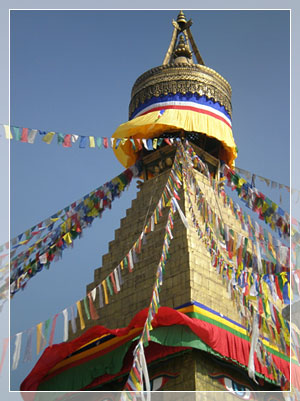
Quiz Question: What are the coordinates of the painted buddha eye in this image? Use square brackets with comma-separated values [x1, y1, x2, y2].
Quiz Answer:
[149, 372, 179, 391]
[224, 377, 251, 399]
[151, 376, 164, 391]
[209, 373, 253, 399]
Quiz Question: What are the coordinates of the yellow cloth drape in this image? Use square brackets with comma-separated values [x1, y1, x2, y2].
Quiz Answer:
[112, 109, 237, 168]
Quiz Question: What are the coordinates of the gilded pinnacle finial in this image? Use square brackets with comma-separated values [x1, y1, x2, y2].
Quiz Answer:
[174, 35, 192, 60]
[177, 10, 187, 27]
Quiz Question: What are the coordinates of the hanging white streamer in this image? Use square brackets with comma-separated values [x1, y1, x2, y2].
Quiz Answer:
[248, 314, 259, 384]
[62, 308, 69, 342]
[91, 287, 97, 302]
[139, 342, 151, 401]
[171, 197, 189, 229]
[12, 332, 22, 370]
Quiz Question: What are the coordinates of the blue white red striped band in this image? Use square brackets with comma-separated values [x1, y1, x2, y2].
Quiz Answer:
[130, 93, 232, 129]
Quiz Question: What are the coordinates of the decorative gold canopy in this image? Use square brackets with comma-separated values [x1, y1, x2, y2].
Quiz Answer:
[129, 11, 232, 119]
[113, 11, 237, 168]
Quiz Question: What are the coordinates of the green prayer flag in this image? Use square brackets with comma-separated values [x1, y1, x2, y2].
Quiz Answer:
[12, 126, 21, 141]
[83, 297, 91, 320]
[106, 276, 114, 296]
[57, 133, 64, 144]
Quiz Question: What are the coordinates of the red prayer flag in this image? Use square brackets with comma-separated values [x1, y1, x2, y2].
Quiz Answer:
[258, 297, 264, 315]
[275, 276, 283, 302]
[49, 314, 59, 347]
[87, 293, 99, 320]
[136, 139, 143, 150]
[63, 134, 72, 148]
[109, 272, 118, 294]
[103, 138, 108, 148]
[21, 128, 28, 143]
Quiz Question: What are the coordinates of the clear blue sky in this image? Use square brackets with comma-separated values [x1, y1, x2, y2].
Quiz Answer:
[0, 6, 295, 395]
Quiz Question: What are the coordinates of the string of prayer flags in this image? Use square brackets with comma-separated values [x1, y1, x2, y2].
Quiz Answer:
[234, 166, 292, 199]
[121, 341, 151, 399]
[9, 150, 182, 373]
[10, 162, 142, 297]
[4, 124, 184, 155]
[179, 140, 289, 382]
[182, 141, 290, 273]
[122, 205, 175, 395]
[221, 164, 290, 240]
[9, 160, 141, 254]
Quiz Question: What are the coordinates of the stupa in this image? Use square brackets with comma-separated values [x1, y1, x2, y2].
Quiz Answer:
[21, 11, 291, 398]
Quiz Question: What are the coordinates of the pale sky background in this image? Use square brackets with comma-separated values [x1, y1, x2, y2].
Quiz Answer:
[0, 1, 299, 399]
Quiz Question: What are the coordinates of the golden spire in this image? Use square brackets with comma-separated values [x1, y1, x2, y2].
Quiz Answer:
[177, 10, 187, 25]
[173, 35, 192, 63]
[162, 10, 204, 66]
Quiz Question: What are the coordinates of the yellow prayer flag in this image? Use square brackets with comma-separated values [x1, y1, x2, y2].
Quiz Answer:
[262, 281, 269, 298]
[102, 280, 109, 305]
[50, 217, 60, 222]
[120, 260, 124, 270]
[89, 136, 95, 148]
[61, 222, 66, 234]
[154, 209, 157, 225]
[66, 218, 71, 231]
[76, 301, 85, 330]
[42, 131, 56, 144]
[36, 322, 43, 354]
[131, 372, 141, 390]
[238, 178, 246, 187]
[87, 207, 99, 217]
[28, 246, 34, 255]
[280, 272, 288, 286]
[63, 232, 72, 245]
[3, 125, 13, 139]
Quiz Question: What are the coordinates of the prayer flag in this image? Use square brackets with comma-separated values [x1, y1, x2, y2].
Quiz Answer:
[0, 338, 9, 374]
[88, 292, 99, 320]
[12, 126, 21, 141]
[63, 134, 72, 147]
[36, 323, 43, 354]
[79, 136, 88, 148]
[76, 301, 85, 330]
[57, 133, 65, 144]
[3, 125, 13, 139]
[98, 284, 104, 308]
[106, 276, 114, 296]
[28, 129, 38, 144]
[70, 305, 77, 333]
[102, 280, 109, 304]
[83, 297, 91, 320]
[49, 314, 58, 347]
[12, 333, 22, 370]
[62, 308, 69, 342]
[96, 137, 102, 149]
[43, 132, 55, 144]
[89, 136, 95, 148]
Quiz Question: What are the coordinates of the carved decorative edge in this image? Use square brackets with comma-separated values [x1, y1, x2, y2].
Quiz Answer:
[129, 63, 232, 118]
